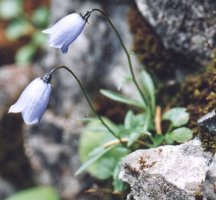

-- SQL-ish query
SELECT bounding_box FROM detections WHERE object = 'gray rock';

[119,138,213,200]
[197,110,216,134]
[0,65,34,118]
[0,65,35,189]
[203,154,216,200]
[135,0,216,62]
[0,177,15,199]
[25,114,81,197]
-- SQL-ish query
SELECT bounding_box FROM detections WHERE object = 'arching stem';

[84,8,147,106]
[48,65,123,143]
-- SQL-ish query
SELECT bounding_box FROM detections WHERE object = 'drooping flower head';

[42,11,91,53]
[8,73,52,125]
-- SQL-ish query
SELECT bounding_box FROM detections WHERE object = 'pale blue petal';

[22,80,51,125]
[8,78,43,113]
[8,103,24,113]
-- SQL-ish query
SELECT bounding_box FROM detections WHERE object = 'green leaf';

[124,111,134,129]
[150,135,164,147]
[78,146,128,180]
[78,118,129,180]
[113,161,128,192]
[123,112,152,142]
[142,109,151,131]
[124,111,145,130]
[170,127,193,143]
[88,146,107,158]
[116,128,150,140]
[75,145,115,176]
[127,132,141,147]
[0,0,22,20]
[5,18,32,40]
[165,133,174,144]
[84,117,119,134]
[139,71,155,113]
[32,7,49,28]
[32,31,47,47]
[5,186,59,200]
[15,44,37,65]
[100,89,145,109]
[162,107,189,127]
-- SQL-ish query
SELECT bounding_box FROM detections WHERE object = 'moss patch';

[179,59,216,152]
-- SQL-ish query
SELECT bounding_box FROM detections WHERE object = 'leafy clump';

[162,108,192,144]
[77,70,192,192]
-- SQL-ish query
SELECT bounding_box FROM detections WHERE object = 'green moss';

[194,188,203,200]
[179,59,216,152]
[128,4,174,81]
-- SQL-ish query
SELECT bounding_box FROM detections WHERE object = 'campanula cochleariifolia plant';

[9,8,193,192]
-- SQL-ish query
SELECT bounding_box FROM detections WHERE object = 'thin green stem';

[49,66,123,142]
[89,8,147,106]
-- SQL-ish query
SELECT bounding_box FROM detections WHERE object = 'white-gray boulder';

[119,138,213,200]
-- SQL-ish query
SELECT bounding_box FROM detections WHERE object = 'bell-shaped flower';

[42,12,86,53]
[8,76,52,125]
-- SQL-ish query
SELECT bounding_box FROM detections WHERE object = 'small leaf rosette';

[42,13,86,53]
[8,76,51,125]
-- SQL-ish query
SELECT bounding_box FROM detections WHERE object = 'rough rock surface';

[0,65,34,118]
[119,138,213,200]
[24,112,84,200]
[203,154,216,200]
[135,0,216,61]
[0,65,35,190]
[0,178,15,199]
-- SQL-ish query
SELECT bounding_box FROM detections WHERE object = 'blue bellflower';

[42,13,86,53]
[8,75,52,125]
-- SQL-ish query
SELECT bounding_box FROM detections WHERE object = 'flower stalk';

[86,8,147,106]
[49,66,123,143]
[42,8,148,105]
